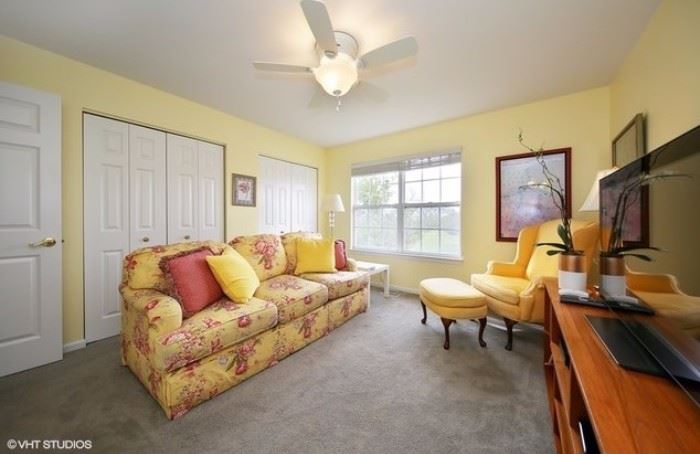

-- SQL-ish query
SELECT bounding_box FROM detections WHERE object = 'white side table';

[354,261,390,298]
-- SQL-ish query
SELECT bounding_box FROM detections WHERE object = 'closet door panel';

[198,141,223,241]
[167,134,198,243]
[291,164,317,233]
[258,156,277,234]
[129,125,166,250]
[274,159,291,234]
[84,114,129,341]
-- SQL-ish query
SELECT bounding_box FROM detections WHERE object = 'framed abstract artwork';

[496,148,571,242]
[612,113,645,167]
[232,173,256,207]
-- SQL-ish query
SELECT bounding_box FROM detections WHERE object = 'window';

[351,151,462,258]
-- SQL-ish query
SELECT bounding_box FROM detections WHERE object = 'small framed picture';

[232,173,256,207]
[612,113,645,167]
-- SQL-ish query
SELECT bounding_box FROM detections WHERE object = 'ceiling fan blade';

[253,62,311,73]
[359,36,418,69]
[353,82,390,104]
[300,0,337,56]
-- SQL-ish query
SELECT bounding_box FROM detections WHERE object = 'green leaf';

[546,250,564,256]
[614,246,661,253]
[536,242,568,250]
[620,253,652,262]
[557,224,569,245]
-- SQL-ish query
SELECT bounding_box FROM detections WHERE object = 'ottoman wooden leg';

[441,318,454,350]
[504,317,517,351]
[477,317,487,348]
[420,301,427,324]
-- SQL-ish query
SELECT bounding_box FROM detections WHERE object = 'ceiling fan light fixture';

[312,53,358,97]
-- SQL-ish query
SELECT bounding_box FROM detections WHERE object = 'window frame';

[350,152,463,260]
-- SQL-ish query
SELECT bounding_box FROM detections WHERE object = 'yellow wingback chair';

[627,269,700,339]
[471,219,599,350]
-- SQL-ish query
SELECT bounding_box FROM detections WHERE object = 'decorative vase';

[600,255,626,297]
[558,254,587,292]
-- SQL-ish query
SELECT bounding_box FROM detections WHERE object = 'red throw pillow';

[160,248,223,318]
[334,239,348,271]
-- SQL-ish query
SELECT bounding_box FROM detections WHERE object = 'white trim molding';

[63,339,86,353]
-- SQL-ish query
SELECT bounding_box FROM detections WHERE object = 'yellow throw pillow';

[294,238,336,275]
[206,246,260,303]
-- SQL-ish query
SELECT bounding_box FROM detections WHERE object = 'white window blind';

[351,150,462,258]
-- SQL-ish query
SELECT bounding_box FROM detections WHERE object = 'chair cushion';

[281,232,322,274]
[230,234,288,281]
[153,297,278,372]
[301,271,369,299]
[419,278,486,308]
[254,275,328,324]
[295,238,337,274]
[206,246,260,303]
[160,247,223,318]
[471,274,531,306]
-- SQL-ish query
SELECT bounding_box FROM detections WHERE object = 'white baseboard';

[63,339,86,353]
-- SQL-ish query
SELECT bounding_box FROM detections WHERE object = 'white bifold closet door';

[129,124,167,250]
[84,114,223,342]
[84,114,134,342]
[258,156,317,234]
[167,134,224,243]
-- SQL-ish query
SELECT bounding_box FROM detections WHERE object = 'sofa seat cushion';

[301,271,369,299]
[471,274,531,306]
[153,297,278,372]
[254,275,329,324]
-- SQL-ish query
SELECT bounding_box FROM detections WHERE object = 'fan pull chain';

[335,95,341,112]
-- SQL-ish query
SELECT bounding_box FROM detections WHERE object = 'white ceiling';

[0,0,659,146]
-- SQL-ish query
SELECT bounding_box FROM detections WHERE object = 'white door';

[259,156,317,235]
[0,82,62,376]
[129,124,166,250]
[167,134,199,242]
[83,114,129,342]
[291,164,318,232]
[197,141,224,241]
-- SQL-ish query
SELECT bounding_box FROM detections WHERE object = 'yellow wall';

[327,88,610,291]
[609,0,700,292]
[0,35,326,345]
[610,0,700,150]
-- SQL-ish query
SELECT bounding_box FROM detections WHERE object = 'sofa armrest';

[346,257,358,272]
[486,260,525,278]
[120,286,183,337]
[626,270,683,294]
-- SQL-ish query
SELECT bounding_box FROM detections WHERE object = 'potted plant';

[600,169,688,296]
[518,132,587,292]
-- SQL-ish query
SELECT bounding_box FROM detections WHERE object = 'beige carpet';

[0,289,552,453]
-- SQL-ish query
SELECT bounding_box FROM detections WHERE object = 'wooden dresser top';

[544,278,700,453]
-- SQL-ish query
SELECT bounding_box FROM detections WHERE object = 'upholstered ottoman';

[419,278,488,349]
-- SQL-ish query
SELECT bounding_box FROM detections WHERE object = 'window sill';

[349,249,464,263]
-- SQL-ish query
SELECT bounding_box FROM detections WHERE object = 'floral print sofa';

[120,233,369,419]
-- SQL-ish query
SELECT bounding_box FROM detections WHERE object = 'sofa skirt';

[122,286,369,419]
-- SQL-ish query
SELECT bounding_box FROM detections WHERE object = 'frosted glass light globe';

[312,53,358,96]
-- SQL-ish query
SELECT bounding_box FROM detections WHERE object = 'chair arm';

[346,257,358,272]
[120,286,183,337]
[626,270,683,294]
[518,276,548,323]
[486,261,525,277]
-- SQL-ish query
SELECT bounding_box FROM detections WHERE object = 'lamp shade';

[579,168,618,212]
[322,194,345,212]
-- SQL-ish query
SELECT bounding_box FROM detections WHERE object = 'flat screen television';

[598,123,700,406]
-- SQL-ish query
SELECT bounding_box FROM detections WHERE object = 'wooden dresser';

[543,278,700,453]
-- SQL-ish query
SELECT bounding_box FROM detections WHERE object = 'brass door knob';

[142,237,150,243]
[29,237,57,248]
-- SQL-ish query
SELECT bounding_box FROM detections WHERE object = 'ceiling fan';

[253,0,418,111]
